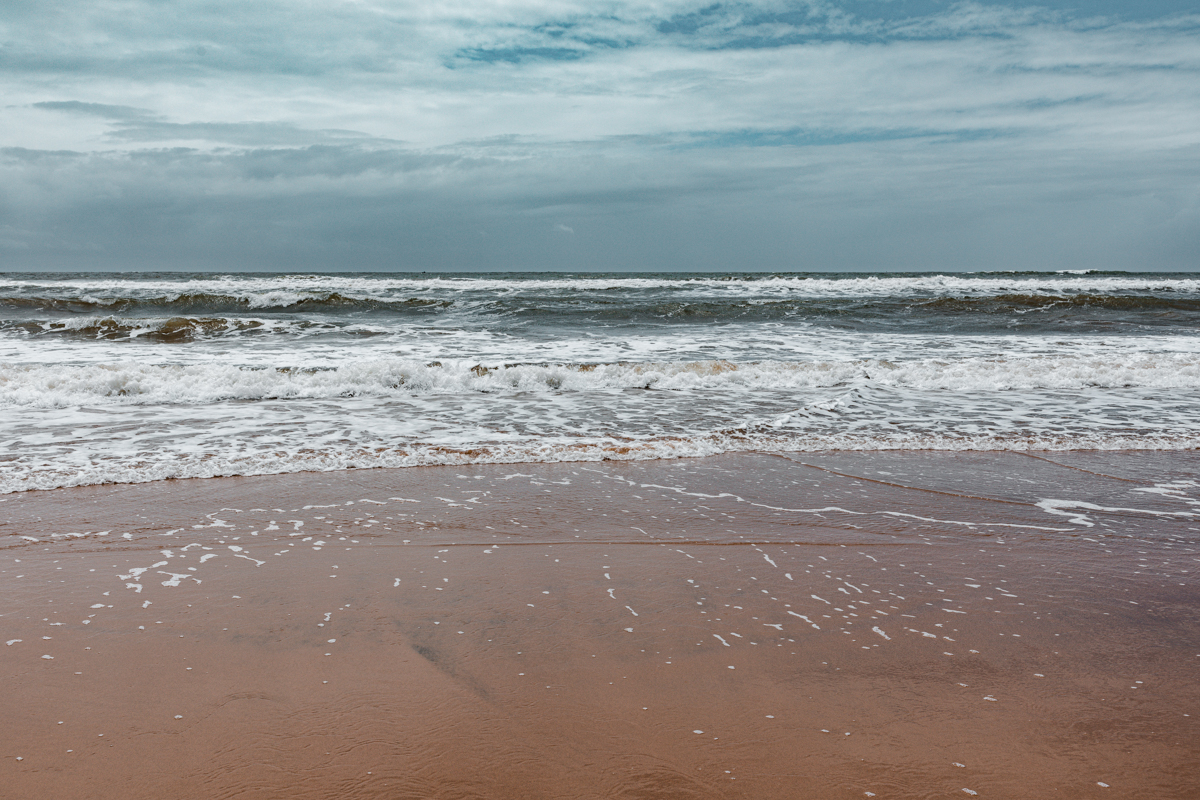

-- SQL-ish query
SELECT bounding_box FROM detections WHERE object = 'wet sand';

[2,451,1198,799]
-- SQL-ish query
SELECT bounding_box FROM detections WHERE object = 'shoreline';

[5,444,1199,498]
[2,451,1198,798]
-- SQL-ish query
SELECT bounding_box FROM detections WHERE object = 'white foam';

[5,273,1200,302]
[4,354,1200,408]
[1036,498,1197,526]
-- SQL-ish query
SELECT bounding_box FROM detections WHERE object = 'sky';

[1,0,1198,272]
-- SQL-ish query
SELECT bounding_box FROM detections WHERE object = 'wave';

[3,273,1200,306]
[4,316,299,342]
[0,292,453,314]
[5,293,1200,341]
[4,356,1199,407]
[919,294,1200,312]
[3,428,1196,495]
[0,315,406,342]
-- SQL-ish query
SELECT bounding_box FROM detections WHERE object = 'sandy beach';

[2,451,1198,799]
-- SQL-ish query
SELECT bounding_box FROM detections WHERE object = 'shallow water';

[2,453,1197,798]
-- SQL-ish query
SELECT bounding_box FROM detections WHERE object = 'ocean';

[2,270,1198,494]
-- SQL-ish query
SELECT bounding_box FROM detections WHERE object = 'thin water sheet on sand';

[1,452,1198,799]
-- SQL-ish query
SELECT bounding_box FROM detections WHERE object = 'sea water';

[2,270,1198,493]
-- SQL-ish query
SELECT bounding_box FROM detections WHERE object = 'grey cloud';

[31,100,387,146]
[2,132,1197,272]
[107,121,381,146]
[457,47,590,64]
[0,146,86,162]
[32,100,155,120]
[212,145,472,182]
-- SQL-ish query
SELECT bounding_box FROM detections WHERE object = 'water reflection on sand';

[1,451,1197,799]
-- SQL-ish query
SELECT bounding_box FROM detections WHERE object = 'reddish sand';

[1,452,1198,799]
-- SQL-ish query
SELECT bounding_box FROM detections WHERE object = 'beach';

[5,0,1200,789]
[4,451,1197,798]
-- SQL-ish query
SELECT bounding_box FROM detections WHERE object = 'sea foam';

[3,355,1199,407]
[3,271,1198,494]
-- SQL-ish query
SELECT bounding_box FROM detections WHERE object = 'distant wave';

[3,273,1199,305]
[4,356,1199,407]
[4,292,1200,342]
[918,293,1200,312]
[0,292,453,314]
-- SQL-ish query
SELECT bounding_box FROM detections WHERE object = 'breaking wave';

[3,427,1196,495]
[0,292,452,314]
[3,272,1199,306]
[4,356,1200,407]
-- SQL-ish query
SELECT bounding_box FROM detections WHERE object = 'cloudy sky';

[2,0,1198,272]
